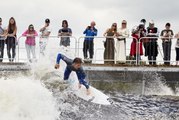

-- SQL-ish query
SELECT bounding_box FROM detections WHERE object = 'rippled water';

[40,70,179,120]
[0,67,179,120]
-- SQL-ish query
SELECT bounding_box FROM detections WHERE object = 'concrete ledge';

[83,64,179,72]
[0,62,31,71]
[83,64,179,82]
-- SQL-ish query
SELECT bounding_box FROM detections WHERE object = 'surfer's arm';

[56,53,73,65]
[76,68,89,89]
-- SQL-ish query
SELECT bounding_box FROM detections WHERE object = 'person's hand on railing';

[7,34,15,37]
[25,34,35,37]
[55,64,60,69]
[175,33,179,38]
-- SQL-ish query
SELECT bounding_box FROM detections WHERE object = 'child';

[55,53,90,95]
[22,24,38,62]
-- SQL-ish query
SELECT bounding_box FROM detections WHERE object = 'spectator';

[39,18,51,56]
[175,33,179,65]
[130,26,143,64]
[139,19,147,56]
[22,24,38,63]
[103,23,117,64]
[146,20,159,65]
[116,20,129,64]
[140,19,146,28]
[6,17,17,62]
[160,23,174,65]
[58,20,72,47]
[83,21,97,63]
[0,17,6,62]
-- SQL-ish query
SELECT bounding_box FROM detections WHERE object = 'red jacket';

[130,34,143,56]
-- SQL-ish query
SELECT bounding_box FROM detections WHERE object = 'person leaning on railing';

[6,17,17,62]
[39,18,51,56]
[175,33,179,66]
[0,17,6,62]
[146,20,159,65]
[139,19,147,57]
[130,26,143,64]
[58,20,72,48]
[160,23,174,65]
[116,20,129,64]
[103,23,117,64]
[22,24,38,63]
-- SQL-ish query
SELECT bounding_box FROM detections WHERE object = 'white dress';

[116,28,129,63]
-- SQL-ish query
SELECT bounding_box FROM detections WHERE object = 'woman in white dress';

[116,20,129,64]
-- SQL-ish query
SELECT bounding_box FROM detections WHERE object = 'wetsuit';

[56,53,89,89]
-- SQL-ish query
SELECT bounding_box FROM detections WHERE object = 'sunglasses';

[112,25,117,27]
[29,26,34,29]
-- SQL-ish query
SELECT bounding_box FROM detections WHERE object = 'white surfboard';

[58,47,112,105]
[67,72,112,105]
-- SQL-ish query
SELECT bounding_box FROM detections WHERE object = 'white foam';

[0,77,59,120]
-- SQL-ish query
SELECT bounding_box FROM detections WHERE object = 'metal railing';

[0,35,178,66]
[77,36,141,64]
[138,36,176,65]
[17,35,78,62]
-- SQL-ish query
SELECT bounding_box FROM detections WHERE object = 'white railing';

[17,35,78,62]
[0,35,178,66]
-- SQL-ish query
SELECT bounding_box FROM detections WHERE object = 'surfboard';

[67,72,112,105]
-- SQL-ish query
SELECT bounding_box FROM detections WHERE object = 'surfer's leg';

[63,67,72,81]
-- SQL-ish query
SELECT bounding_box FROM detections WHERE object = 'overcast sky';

[1,0,179,36]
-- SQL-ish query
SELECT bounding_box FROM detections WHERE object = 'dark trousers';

[6,37,16,62]
[176,48,179,61]
[148,56,156,65]
[0,40,5,62]
[162,42,171,65]
[83,40,94,59]
[143,42,148,56]
[147,41,158,65]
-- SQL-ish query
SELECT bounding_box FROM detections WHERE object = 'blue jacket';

[83,27,97,41]
[56,53,86,80]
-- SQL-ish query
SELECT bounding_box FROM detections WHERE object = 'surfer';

[55,53,90,95]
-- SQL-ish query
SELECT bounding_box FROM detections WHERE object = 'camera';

[139,24,144,29]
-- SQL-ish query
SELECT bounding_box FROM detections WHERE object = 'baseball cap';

[140,19,146,23]
[45,18,50,23]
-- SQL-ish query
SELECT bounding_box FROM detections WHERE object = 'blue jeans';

[64,67,89,89]
[162,42,171,65]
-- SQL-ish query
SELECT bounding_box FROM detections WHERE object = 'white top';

[0,25,6,35]
[175,39,179,48]
[117,28,129,38]
[40,26,51,37]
